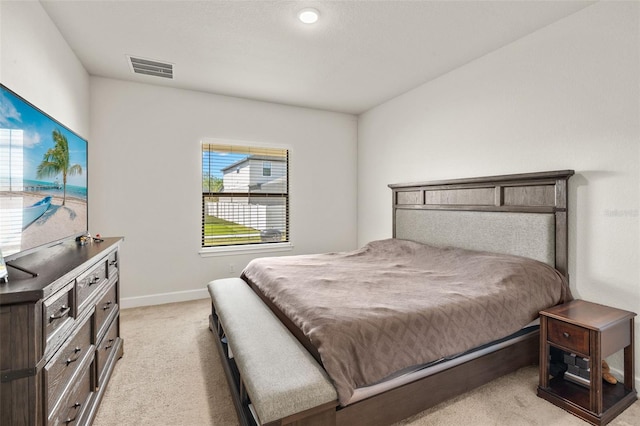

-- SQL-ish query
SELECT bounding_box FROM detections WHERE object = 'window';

[202,143,289,248]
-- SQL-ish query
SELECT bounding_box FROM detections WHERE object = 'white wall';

[358,1,639,383]
[0,1,90,138]
[90,78,358,306]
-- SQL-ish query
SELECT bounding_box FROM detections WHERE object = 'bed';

[209,169,574,426]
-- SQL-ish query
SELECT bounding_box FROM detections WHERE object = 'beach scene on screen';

[0,87,87,256]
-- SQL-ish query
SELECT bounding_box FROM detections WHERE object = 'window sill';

[199,242,294,257]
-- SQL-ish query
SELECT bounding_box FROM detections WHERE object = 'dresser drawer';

[96,317,119,386]
[94,279,118,342]
[48,361,94,426]
[76,259,107,309]
[45,314,94,416]
[547,318,590,355]
[107,249,118,279]
[44,282,75,354]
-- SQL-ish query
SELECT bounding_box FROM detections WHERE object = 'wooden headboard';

[389,170,574,277]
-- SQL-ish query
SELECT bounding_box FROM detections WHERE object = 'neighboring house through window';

[202,143,289,248]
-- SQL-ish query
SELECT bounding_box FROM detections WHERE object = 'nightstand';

[538,300,637,425]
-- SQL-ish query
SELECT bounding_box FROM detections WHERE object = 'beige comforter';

[242,239,571,405]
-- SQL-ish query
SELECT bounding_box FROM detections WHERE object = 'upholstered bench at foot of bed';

[208,278,338,425]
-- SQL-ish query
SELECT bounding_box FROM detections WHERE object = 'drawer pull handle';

[103,301,113,310]
[65,402,82,424]
[105,338,115,350]
[88,275,100,285]
[109,260,118,267]
[563,332,570,338]
[66,348,82,366]
[50,305,71,321]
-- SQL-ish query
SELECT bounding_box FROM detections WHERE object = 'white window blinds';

[202,143,289,247]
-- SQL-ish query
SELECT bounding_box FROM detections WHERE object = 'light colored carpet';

[93,299,640,426]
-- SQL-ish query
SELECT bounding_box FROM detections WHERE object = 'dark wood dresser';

[0,237,124,425]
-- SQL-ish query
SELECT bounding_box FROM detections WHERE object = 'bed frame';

[211,169,574,426]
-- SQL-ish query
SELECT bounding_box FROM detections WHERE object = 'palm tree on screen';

[36,129,83,206]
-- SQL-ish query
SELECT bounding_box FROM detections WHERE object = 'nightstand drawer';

[547,318,589,355]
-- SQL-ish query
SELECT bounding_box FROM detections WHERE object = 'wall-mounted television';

[0,84,88,265]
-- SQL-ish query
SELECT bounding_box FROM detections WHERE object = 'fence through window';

[202,143,289,247]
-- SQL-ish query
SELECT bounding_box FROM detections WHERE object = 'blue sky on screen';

[0,86,87,188]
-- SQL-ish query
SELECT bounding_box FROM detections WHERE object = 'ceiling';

[40,0,595,115]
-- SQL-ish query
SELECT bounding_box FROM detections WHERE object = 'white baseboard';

[120,288,209,309]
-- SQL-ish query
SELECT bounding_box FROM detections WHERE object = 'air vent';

[127,55,173,79]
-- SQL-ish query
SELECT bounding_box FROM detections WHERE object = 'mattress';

[242,238,570,405]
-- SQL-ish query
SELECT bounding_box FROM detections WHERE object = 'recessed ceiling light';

[298,8,319,24]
